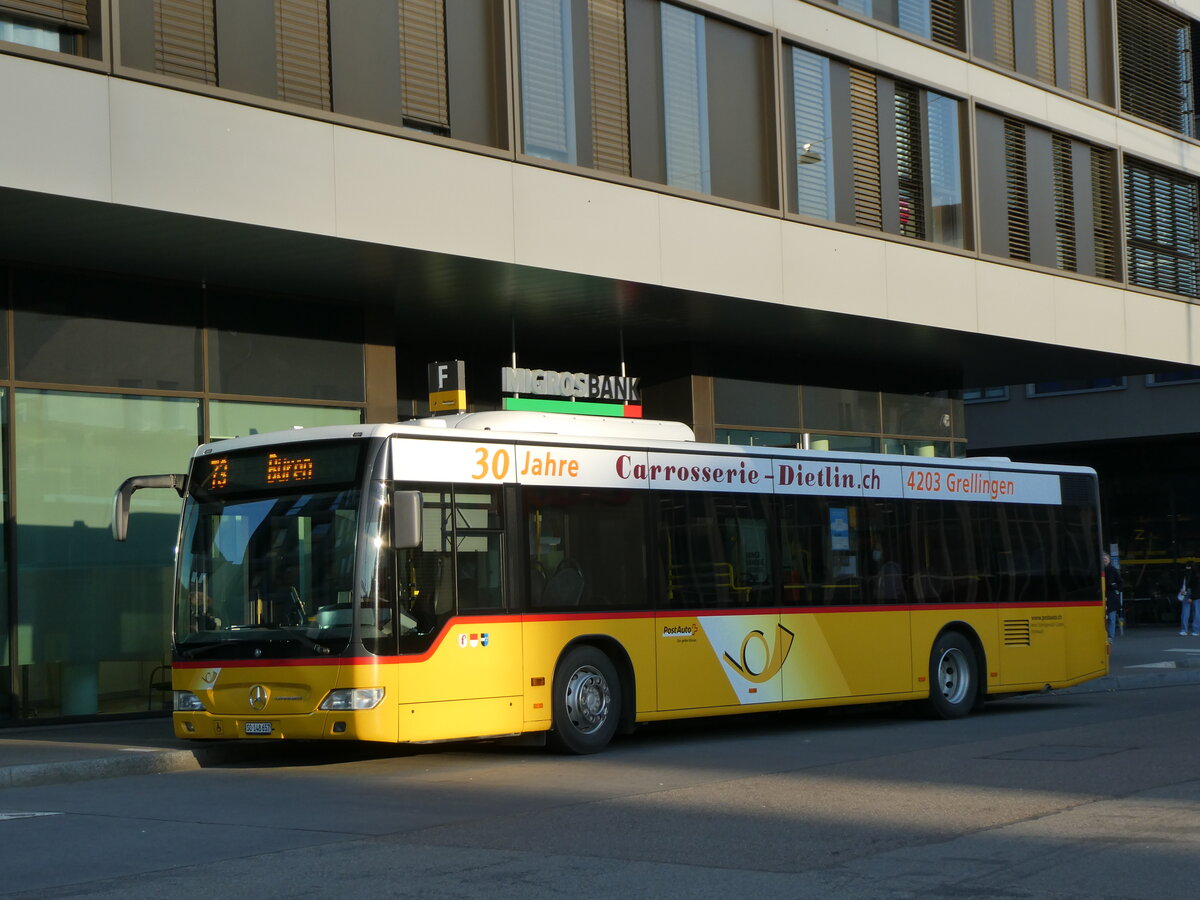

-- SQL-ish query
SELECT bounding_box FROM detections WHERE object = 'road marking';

[0,812,62,821]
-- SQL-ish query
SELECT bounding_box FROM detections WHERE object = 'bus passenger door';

[777,498,912,702]
[655,493,783,711]
[394,485,524,742]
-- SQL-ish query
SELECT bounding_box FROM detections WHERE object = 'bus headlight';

[174,691,206,712]
[319,688,385,711]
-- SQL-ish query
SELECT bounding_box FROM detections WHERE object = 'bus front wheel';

[925,632,977,719]
[549,645,621,754]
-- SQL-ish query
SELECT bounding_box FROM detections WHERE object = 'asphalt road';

[1,679,1198,899]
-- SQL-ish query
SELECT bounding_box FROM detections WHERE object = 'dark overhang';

[0,186,1171,393]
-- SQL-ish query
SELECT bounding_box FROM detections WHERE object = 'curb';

[0,749,202,790]
[1057,668,1200,695]
[0,740,280,791]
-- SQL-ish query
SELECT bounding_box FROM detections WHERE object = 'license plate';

[244,722,272,735]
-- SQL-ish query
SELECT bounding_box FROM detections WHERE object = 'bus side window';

[524,486,647,610]
[455,487,504,612]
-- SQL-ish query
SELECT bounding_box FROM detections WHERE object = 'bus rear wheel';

[549,645,621,754]
[925,632,977,719]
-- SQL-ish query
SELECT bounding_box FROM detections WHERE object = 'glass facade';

[209,401,361,441]
[0,387,8,716]
[712,379,964,457]
[0,269,368,721]
[15,392,198,717]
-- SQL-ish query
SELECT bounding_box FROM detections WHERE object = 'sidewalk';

[1,626,1198,791]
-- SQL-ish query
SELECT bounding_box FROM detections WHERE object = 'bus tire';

[924,631,977,719]
[548,645,621,754]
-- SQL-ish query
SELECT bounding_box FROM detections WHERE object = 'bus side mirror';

[392,491,422,549]
[112,474,186,542]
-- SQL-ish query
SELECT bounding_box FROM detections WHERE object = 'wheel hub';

[565,665,610,734]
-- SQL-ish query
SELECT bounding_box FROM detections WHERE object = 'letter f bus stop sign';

[428,360,467,414]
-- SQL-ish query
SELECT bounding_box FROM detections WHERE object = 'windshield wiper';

[180,626,331,658]
[248,625,332,656]
[179,641,237,660]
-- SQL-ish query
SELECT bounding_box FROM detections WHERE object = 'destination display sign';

[391,439,1063,505]
[193,441,364,497]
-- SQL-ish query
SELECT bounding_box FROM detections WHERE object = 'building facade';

[3,0,1200,720]
[965,372,1200,625]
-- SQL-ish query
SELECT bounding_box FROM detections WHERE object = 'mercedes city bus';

[113,410,1107,753]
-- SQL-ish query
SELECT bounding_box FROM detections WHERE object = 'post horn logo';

[249,685,268,711]
[724,624,795,683]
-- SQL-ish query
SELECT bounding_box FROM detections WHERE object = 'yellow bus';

[113,410,1107,753]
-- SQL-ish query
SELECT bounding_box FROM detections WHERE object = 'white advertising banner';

[392,438,1064,505]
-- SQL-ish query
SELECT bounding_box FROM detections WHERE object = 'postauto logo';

[661,623,699,637]
[723,624,795,684]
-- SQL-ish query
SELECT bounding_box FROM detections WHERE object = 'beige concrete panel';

[1124,291,1192,364]
[781,223,887,318]
[334,128,515,263]
[709,0,774,28]
[1178,141,1200,176]
[967,66,1049,123]
[1114,120,1194,173]
[883,242,977,332]
[512,167,661,282]
[1192,305,1200,364]
[0,54,111,200]
[1043,94,1119,147]
[109,80,336,233]
[1052,276,1125,355]
[772,0,879,63]
[975,262,1056,343]
[875,32,970,95]
[658,196,783,302]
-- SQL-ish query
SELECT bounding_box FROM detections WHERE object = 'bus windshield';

[174,440,373,659]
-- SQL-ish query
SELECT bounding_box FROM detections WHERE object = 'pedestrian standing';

[1103,553,1122,641]
[1178,562,1200,636]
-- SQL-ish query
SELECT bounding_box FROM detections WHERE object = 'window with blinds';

[835,0,964,51]
[0,0,86,29]
[926,89,963,248]
[115,1,504,147]
[1125,159,1200,298]
[1003,119,1031,262]
[895,83,925,241]
[971,0,1103,102]
[517,0,631,174]
[1052,134,1077,271]
[153,0,216,84]
[786,45,962,246]
[1091,148,1117,281]
[518,0,576,163]
[791,46,835,220]
[983,111,1116,279]
[588,0,630,176]
[661,3,710,194]
[276,0,330,110]
[849,66,883,230]
[0,0,89,54]
[1117,0,1196,137]
[399,0,448,134]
